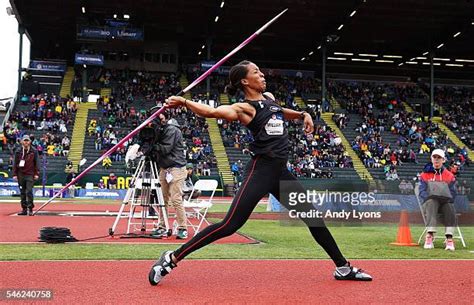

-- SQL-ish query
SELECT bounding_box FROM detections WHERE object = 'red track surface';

[0,260,472,304]
[0,204,254,244]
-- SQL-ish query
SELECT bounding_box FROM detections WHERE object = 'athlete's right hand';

[165,96,186,108]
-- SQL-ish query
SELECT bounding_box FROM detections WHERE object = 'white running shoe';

[334,262,373,281]
[444,239,455,251]
[424,234,434,249]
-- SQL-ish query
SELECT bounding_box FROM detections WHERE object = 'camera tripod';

[109,156,171,238]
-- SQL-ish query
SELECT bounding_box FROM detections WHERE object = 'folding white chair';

[182,179,218,235]
[415,183,466,247]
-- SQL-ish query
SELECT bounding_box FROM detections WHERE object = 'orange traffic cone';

[390,210,418,246]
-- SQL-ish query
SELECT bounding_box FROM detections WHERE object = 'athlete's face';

[241,63,266,92]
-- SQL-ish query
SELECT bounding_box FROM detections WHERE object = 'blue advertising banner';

[114,28,143,40]
[201,61,216,69]
[77,189,127,199]
[75,53,104,66]
[77,26,143,41]
[198,64,230,75]
[77,26,111,39]
[29,60,66,72]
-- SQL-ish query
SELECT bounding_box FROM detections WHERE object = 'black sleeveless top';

[245,96,288,159]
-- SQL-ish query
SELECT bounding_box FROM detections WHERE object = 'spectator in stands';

[419,142,430,154]
[231,162,240,176]
[20,94,29,104]
[202,161,211,176]
[46,142,55,156]
[98,179,106,189]
[0,132,7,151]
[398,179,413,194]
[62,136,70,157]
[419,149,457,250]
[386,167,399,181]
[95,135,102,150]
[102,156,112,169]
[59,120,67,133]
[448,161,460,177]
[37,119,46,131]
[333,113,348,129]
[457,180,471,195]
[13,135,39,216]
[88,119,97,136]
[408,148,418,164]
[108,173,118,189]
[64,161,75,184]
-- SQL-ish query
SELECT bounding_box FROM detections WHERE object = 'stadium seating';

[1,92,76,179]
[329,79,474,182]
[80,72,219,176]
[436,85,474,149]
[4,67,473,189]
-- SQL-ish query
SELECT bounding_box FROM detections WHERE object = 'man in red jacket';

[13,135,39,216]
[418,149,457,250]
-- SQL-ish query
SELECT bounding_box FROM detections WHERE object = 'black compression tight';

[173,155,347,267]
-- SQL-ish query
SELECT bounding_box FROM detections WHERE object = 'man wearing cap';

[153,113,188,239]
[13,135,39,216]
[108,173,118,189]
[418,149,457,250]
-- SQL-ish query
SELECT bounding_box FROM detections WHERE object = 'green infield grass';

[0,219,472,261]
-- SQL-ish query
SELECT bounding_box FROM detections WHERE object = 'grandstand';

[3,72,474,192]
[1,2,474,303]
[0,0,471,196]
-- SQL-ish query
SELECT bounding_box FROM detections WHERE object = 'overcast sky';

[0,2,30,99]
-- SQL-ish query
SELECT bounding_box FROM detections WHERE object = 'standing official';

[154,114,188,239]
[13,135,39,216]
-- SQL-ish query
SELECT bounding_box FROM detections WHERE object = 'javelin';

[33,8,288,215]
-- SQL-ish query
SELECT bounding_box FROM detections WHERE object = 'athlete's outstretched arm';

[166,95,239,122]
[282,107,314,134]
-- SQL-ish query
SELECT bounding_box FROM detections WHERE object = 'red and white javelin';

[33,8,288,214]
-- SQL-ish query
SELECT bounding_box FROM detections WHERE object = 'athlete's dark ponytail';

[225,83,238,96]
[225,60,252,96]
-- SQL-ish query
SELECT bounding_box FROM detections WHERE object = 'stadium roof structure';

[9,0,474,74]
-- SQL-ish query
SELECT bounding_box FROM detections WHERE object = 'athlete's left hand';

[303,113,314,134]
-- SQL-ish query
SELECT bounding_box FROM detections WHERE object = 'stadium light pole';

[429,52,434,118]
[17,24,24,99]
[321,43,327,109]
[206,37,212,105]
